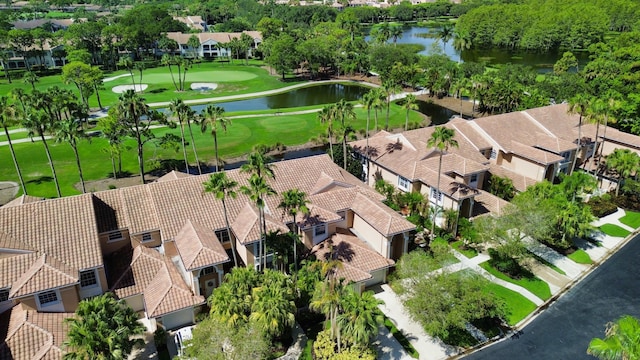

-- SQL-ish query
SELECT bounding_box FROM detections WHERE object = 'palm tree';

[203,172,240,267]
[23,110,61,197]
[318,105,335,161]
[278,189,310,273]
[249,280,296,339]
[161,54,179,91]
[568,95,592,172]
[117,89,151,184]
[390,24,403,46]
[240,174,276,271]
[382,82,401,130]
[361,91,375,151]
[452,78,472,118]
[587,315,640,360]
[452,29,472,54]
[310,259,344,351]
[170,98,191,172]
[587,99,607,174]
[438,24,454,52]
[23,70,38,91]
[0,96,27,195]
[185,107,202,175]
[605,149,640,195]
[118,56,136,88]
[334,99,356,169]
[201,105,230,172]
[64,293,145,359]
[372,87,385,131]
[55,118,88,193]
[337,289,383,347]
[403,94,418,131]
[427,127,458,240]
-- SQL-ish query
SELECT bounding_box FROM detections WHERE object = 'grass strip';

[480,262,551,300]
[599,223,631,237]
[384,318,420,359]
[620,211,640,229]
[483,283,537,326]
[567,249,592,264]
[529,253,566,275]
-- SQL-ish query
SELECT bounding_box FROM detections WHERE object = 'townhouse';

[0,155,414,358]
[164,31,262,60]
[350,103,640,218]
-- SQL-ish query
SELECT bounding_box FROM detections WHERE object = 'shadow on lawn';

[26,176,53,185]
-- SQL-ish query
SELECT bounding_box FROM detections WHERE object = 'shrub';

[586,194,618,217]
[488,248,522,278]
[154,327,167,349]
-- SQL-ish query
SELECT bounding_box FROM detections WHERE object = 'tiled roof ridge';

[353,193,393,235]
[522,110,556,137]
[468,121,502,152]
[9,254,79,298]
[109,246,146,292]
[449,122,481,151]
[6,306,58,356]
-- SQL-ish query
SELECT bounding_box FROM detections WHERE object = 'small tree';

[588,315,640,360]
[63,293,145,359]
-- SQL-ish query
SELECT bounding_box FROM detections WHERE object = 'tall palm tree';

[318,105,335,161]
[427,127,458,240]
[452,78,472,118]
[23,70,38,91]
[249,280,296,339]
[334,99,356,170]
[605,149,640,195]
[403,94,418,131]
[161,54,179,91]
[390,24,403,46]
[64,293,145,359]
[337,289,383,347]
[438,24,454,52]
[372,87,385,131]
[361,91,375,151]
[240,174,276,271]
[118,56,136,88]
[170,98,190,172]
[55,118,88,193]
[587,98,607,174]
[278,189,309,273]
[201,105,230,172]
[184,107,202,175]
[382,82,401,130]
[203,172,240,267]
[311,259,344,351]
[23,110,61,197]
[0,96,27,195]
[117,89,151,184]
[568,94,592,172]
[587,315,640,360]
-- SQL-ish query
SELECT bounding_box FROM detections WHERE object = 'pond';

[186,84,370,113]
[365,25,589,73]
[415,100,458,125]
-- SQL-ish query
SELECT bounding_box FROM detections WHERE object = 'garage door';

[161,309,194,331]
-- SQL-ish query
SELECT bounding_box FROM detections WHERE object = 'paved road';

[464,233,640,360]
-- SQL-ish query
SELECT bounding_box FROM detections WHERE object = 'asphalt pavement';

[464,233,640,360]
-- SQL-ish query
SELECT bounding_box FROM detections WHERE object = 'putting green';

[140,70,257,84]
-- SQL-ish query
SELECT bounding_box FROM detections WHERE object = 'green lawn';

[451,240,478,258]
[567,249,592,264]
[599,223,631,238]
[0,61,303,107]
[620,211,640,229]
[483,283,537,326]
[530,253,566,275]
[384,318,419,359]
[0,103,424,198]
[480,262,551,300]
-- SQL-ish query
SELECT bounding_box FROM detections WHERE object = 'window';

[314,224,327,237]
[561,151,571,162]
[470,174,478,182]
[141,233,153,243]
[0,288,8,302]
[80,270,98,288]
[398,176,410,191]
[200,266,215,276]
[38,290,59,305]
[430,188,442,202]
[490,149,497,159]
[215,229,231,244]
[337,211,346,220]
[107,231,123,243]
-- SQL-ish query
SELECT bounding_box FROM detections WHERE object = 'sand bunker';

[112,84,148,93]
[191,82,218,91]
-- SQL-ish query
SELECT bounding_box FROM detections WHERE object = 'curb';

[453,226,640,359]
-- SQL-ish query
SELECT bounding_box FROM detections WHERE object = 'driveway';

[464,234,640,360]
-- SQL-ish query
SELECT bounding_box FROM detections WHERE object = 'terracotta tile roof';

[448,118,492,150]
[0,253,38,289]
[0,194,103,271]
[509,140,564,165]
[92,191,128,234]
[3,195,44,207]
[0,304,71,360]
[421,153,488,177]
[156,170,192,183]
[298,205,342,228]
[311,230,394,284]
[413,166,479,201]
[0,231,34,252]
[533,132,576,153]
[110,246,204,318]
[350,193,415,236]
[488,164,538,193]
[310,172,354,195]
[174,220,230,271]
[600,127,640,150]
[231,203,261,245]
[9,254,78,298]
[119,186,160,235]
[471,190,509,218]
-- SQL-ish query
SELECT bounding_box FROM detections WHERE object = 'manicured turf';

[480,262,551,300]
[530,253,566,275]
[384,318,420,359]
[620,211,640,229]
[451,240,478,258]
[567,249,593,264]
[0,104,424,198]
[483,283,537,326]
[599,223,631,237]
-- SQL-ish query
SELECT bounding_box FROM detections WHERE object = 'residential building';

[0,155,414,358]
[164,31,262,59]
[172,15,208,32]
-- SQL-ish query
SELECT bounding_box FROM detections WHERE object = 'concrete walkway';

[374,324,413,360]
[523,238,587,279]
[374,284,459,360]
